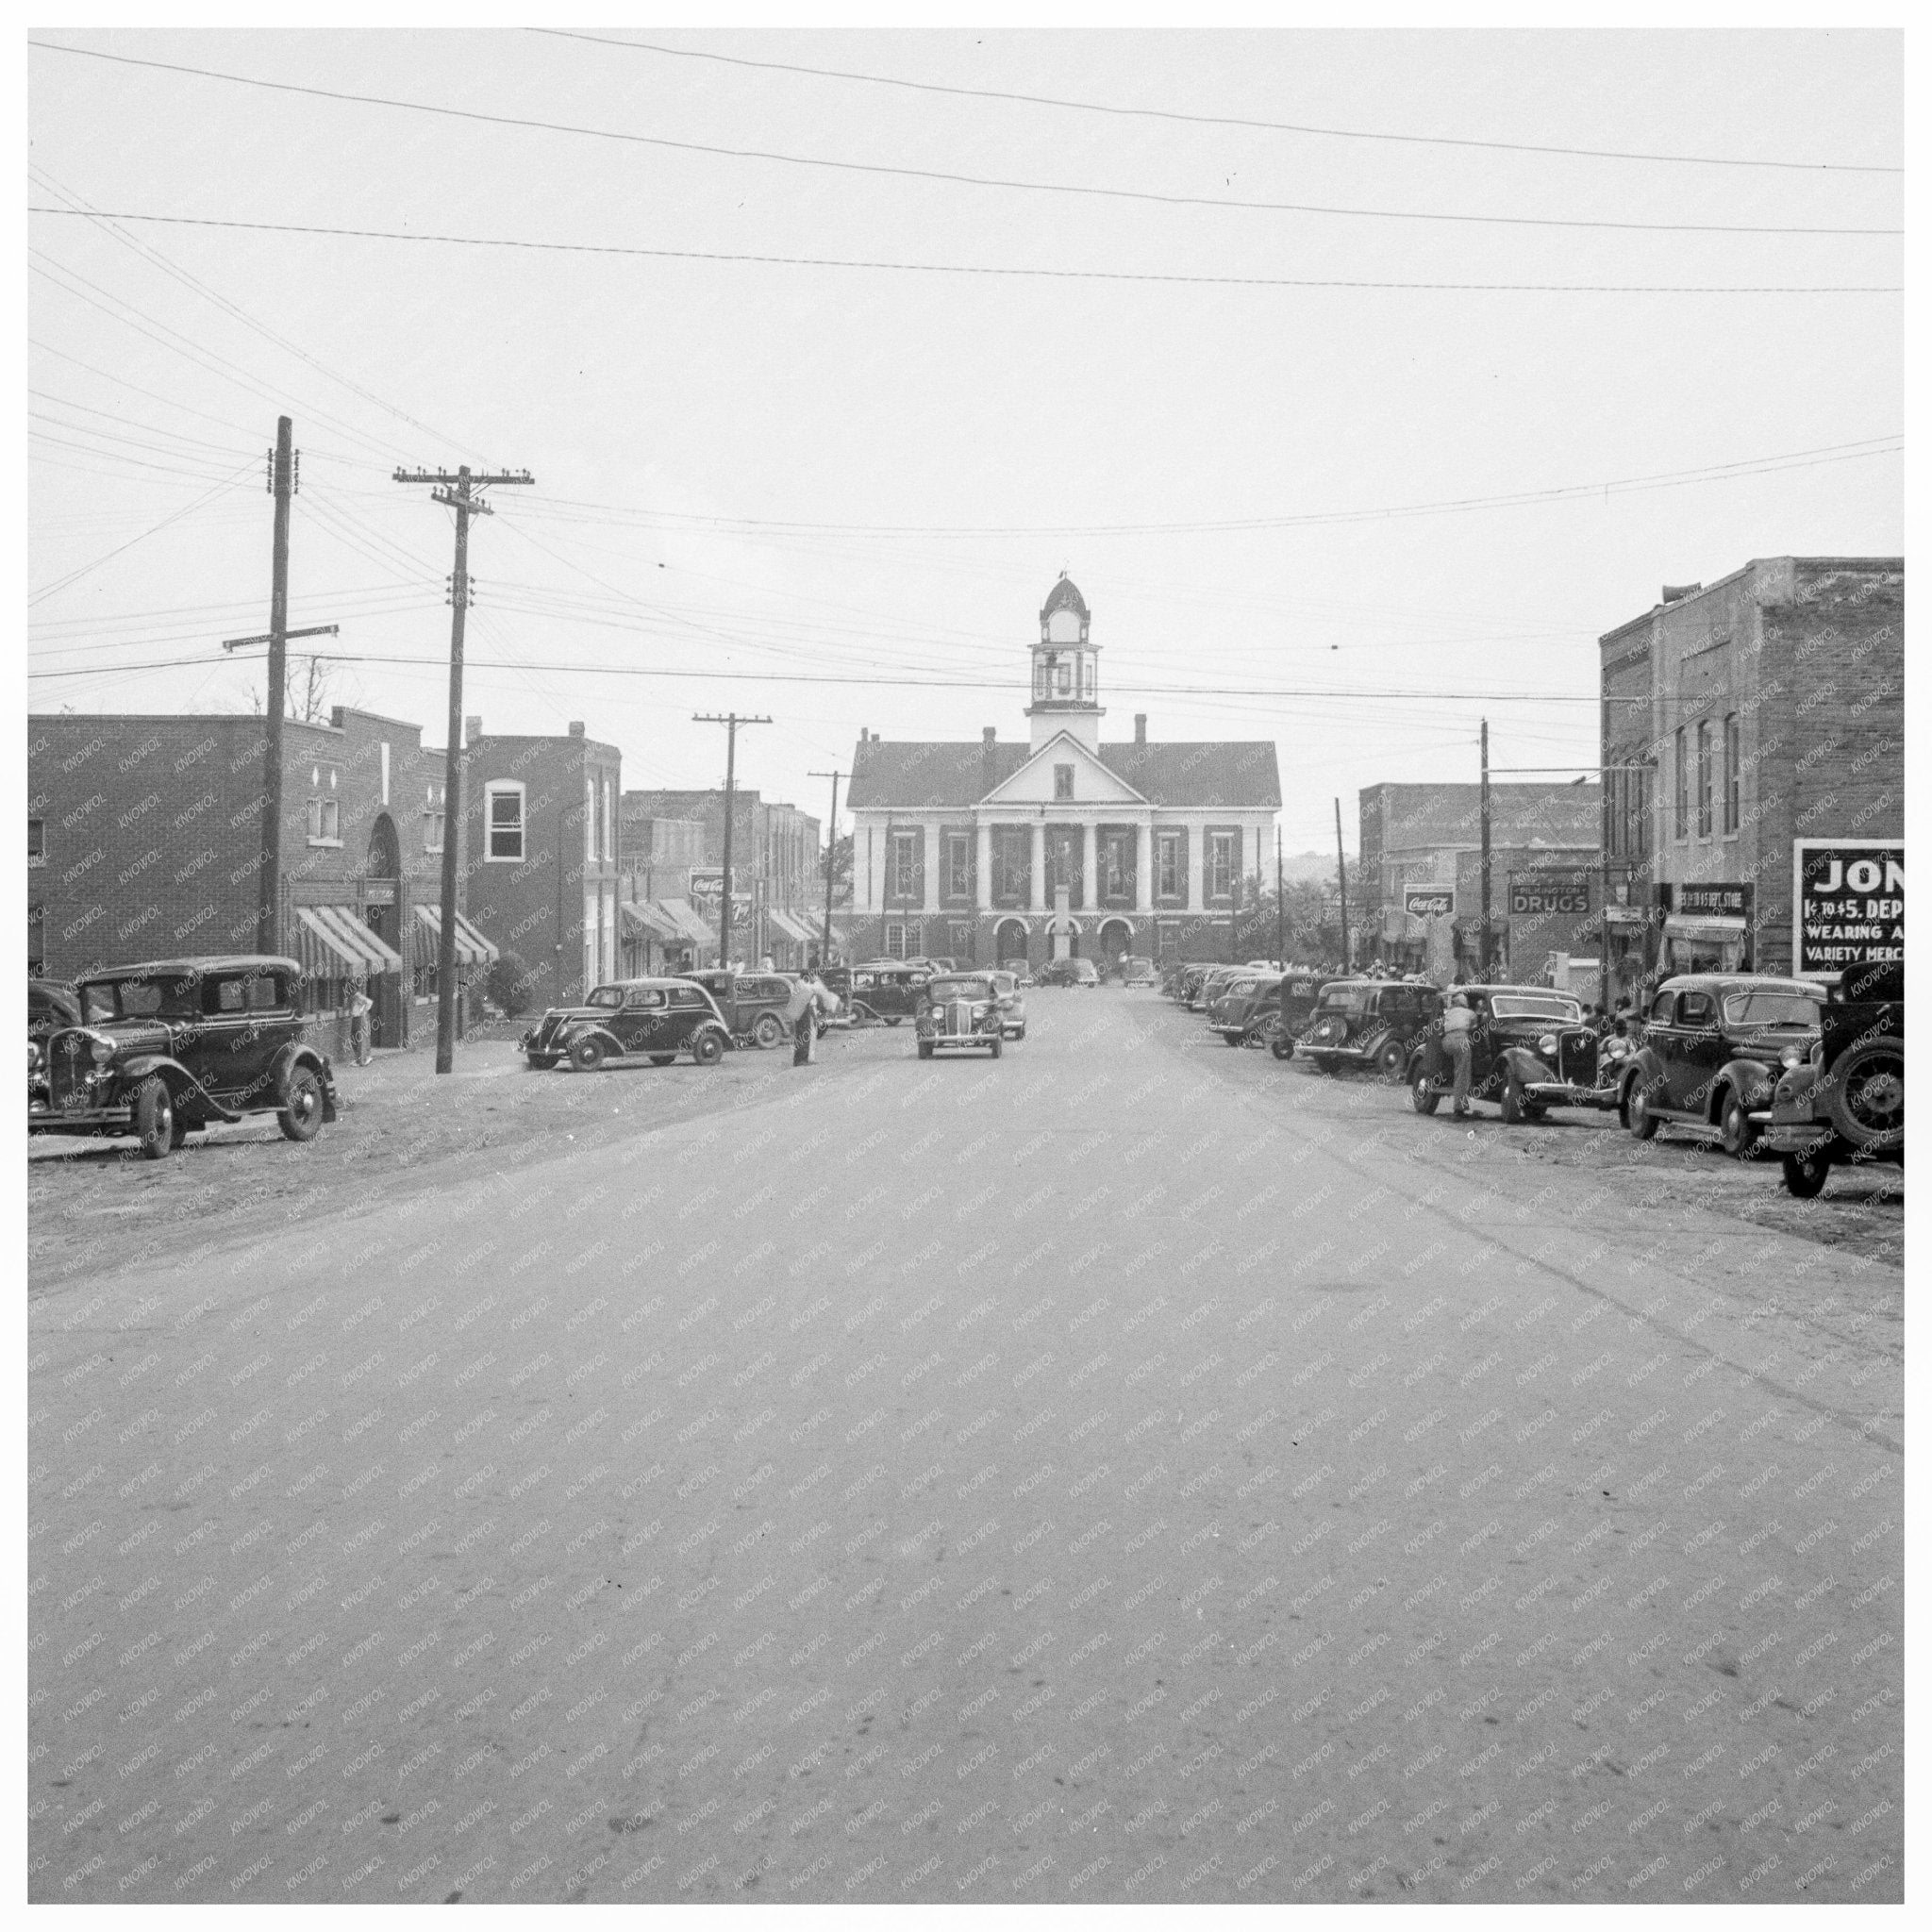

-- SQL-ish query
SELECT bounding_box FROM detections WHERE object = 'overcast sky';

[27,27,1901,855]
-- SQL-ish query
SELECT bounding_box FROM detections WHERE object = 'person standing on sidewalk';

[1441,990,1476,1116]
[788,968,838,1066]
[348,977,374,1068]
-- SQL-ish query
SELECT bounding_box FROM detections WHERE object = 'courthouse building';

[846,575,1280,969]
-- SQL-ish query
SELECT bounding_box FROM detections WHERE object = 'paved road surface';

[29,990,1903,1903]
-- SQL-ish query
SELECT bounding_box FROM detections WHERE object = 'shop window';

[1695,721,1713,839]
[1722,714,1740,835]
[1054,764,1074,801]
[1673,728,1688,841]
[485,781,525,861]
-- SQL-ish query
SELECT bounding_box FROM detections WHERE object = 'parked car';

[1039,958,1100,988]
[1118,956,1159,988]
[1270,970,1330,1060]
[915,972,1006,1059]
[679,969,796,1049]
[29,977,81,1050]
[905,956,958,974]
[28,956,337,1159]
[830,961,934,1025]
[1623,974,1827,1157]
[1407,984,1620,1122]
[1208,973,1280,1045]
[521,977,731,1070]
[1301,977,1443,1076]
[1765,961,1904,1195]
[988,969,1028,1041]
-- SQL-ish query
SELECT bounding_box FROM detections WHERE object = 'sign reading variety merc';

[1507,869,1591,917]
[1793,841,1904,976]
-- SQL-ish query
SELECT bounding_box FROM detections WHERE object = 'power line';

[28,459,259,607]
[535,30,1903,177]
[25,42,1900,237]
[25,208,1903,297]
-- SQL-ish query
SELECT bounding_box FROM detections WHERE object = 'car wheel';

[169,1113,192,1151]
[1781,1148,1830,1198]
[649,1054,676,1068]
[277,1065,325,1143]
[525,1053,558,1071]
[917,1040,934,1060]
[1826,1037,1905,1152]
[1015,1027,1026,1042]
[133,1074,175,1160]
[571,1037,607,1073]
[1626,1079,1659,1141]
[751,1013,786,1051]
[1719,1090,1758,1159]
[1375,1037,1407,1080]
[1499,1074,1525,1125]
[1271,1038,1294,1061]
[1223,1030,1242,1047]
[1320,1057,1343,1077]
[990,1035,1003,1059]
[691,1031,725,1066]
[1411,1070,1440,1116]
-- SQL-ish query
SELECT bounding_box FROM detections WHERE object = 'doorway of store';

[365,813,405,1047]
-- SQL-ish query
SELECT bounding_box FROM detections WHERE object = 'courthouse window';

[946,833,973,899]
[1158,831,1184,899]
[1054,765,1074,801]
[1207,831,1237,900]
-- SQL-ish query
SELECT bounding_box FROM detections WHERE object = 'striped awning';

[657,898,717,947]
[413,903,500,968]
[767,908,818,944]
[621,900,685,943]
[294,904,404,978]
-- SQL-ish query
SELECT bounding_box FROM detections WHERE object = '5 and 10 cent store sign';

[1794,841,1904,976]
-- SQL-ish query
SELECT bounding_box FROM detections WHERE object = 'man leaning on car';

[1441,991,1476,1117]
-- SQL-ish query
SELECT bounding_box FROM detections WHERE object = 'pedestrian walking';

[348,978,374,1067]
[787,968,838,1065]
[1442,990,1476,1116]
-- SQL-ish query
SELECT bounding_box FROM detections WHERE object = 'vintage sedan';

[1038,957,1100,989]
[29,956,337,1159]
[1208,972,1280,1046]
[1764,962,1903,1195]
[1301,977,1443,1077]
[1623,974,1826,1157]
[1118,956,1159,988]
[988,969,1028,1041]
[832,961,933,1026]
[915,973,1006,1059]
[1407,985,1619,1123]
[1269,970,1330,1061]
[522,978,731,1070]
[679,969,796,1049]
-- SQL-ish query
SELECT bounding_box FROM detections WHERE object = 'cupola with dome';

[1027,573,1104,752]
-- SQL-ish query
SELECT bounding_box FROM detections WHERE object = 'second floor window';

[423,780,445,856]
[1157,830,1184,899]
[1695,721,1713,839]
[1054,764,1074,801]
[1674,728,1689,841]
[891,830,922,903]
[991,827,1029,902]
[1101,830,1132,899]
[1207,831,1237,901]
[486,781,525,861]
[1723,714,1740,834]
[307,763,341,844]
[946,832,973,899]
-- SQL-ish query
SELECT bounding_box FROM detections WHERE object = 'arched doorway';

[994,918,1030,970]
[1046,915,1082,962]
[1098,918,1134,968]
[364,813,404,1047]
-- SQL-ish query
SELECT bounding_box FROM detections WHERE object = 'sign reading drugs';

[1404,886,1453,919]
[1507,868,1591,917]
[1793,841,1904,975]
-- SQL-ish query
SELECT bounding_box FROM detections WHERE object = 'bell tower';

[1026,573,1104,753]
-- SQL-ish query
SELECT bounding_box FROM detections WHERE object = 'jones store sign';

[1793,841,1904,975]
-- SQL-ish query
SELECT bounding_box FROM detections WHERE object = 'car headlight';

[28,1041,42,1073]
[1780,1045,1803,1068]
[90,1037,114,1066]
[1538,1034,1558,1058]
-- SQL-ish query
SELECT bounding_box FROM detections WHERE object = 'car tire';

[1374,1037,1407,1080]
[571,1037,607,1073]
[133,1074,175,1160]
[1224,1031,1243,1047]
[1826,1037,1905,1152]
[691,1031,725,1067]
[1719,1089,1759,1159]
[1411,1070,1440,1116]
[751,1013,786,1051]
[991,1036,1003,1059]
[525,1053,558,1071]
[1781,1148,1831,1198]
[649,1054,676,1068]
[1499,1074,1526,1125]
[1626,1079,1659,1141]
[917,1040,934,1060]
[277,1065,325,1143]
[1271,1038,1294,1060]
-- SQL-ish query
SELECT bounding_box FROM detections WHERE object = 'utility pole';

[255,417,295,955]
[808,768,843,967]
[394,462,535,1073]
[693,714,770,969]
[1334,797,1350,974]
[1479,718,1492,979]
[1275,826,1285,967]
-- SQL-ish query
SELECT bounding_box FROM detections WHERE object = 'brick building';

[614,816,713,977]
[460,717,622,1011]
[1597,558,1904,1003]
[845,575,1281,970]
[26,706,493,1049]
[1357,780,1601,981]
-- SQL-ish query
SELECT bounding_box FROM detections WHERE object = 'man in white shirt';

[1441,991,1477,1117]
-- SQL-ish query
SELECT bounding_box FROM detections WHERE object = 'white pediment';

[978,732,1148,808]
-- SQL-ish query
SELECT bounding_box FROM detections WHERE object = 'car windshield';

[1489,994,1584,1023]
[585,986,625,1009]
[81,975,199,1022]
[1723,991,1822,1028]
[929,977,992,1002]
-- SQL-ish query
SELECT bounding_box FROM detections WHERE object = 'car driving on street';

[522,977,732,1070]
[1038,957,1100,988]
[915,972,1006,1058]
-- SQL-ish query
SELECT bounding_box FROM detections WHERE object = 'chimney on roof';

[464,715,482,745]
[1134,713,1147,747]
[1661,583,1702,604]
[568,720,585,738]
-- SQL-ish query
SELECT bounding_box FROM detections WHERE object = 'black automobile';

[915,972,1005,1059]
[522,977,731,1070]
[680,969,797,1050]
[1623,974,1826,1157]
[29,978,81,1051]
[1407,985,1620,1123]
[1765,961,1904,1196]
[1208,972,1280,1046]
[827,961,933,1026]
[1268,970,1329,1060]
[29,956,337,1159]
[1038,957,1100,989]
[1301,978,1443,1077]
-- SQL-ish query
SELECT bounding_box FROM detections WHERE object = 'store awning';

[413,903,500,968]
[768,908,818,944]
[294,904,404,979]
[621,900,685,943]
[1663,914,1748,944]
[657,898,716,947]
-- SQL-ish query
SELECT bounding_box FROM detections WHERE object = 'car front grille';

[948,1002,970,1034]
[49,1037,92,1110]
[1557,1031,1596,1085]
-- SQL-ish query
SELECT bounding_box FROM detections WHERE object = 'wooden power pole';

[393,462,535,1073]
[1334,797,1350,974]
[255,417,294,955]
[694,713,770,969]
[1479,718,1492,979]
[808,768,843,967]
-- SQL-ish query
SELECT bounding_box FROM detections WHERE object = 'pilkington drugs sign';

[1507,869,1591,917]
[1793,841,1904,975]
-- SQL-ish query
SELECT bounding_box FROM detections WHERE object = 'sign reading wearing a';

[1507,869,1591,918]
[1793,841,1904,976]
[1404,886,1454,919]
